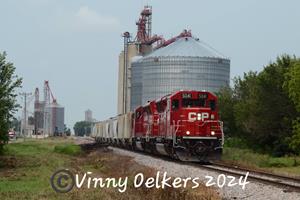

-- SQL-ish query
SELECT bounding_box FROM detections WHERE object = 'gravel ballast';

[111,147,300,200]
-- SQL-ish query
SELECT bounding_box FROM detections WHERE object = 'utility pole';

[122,32,130,114]
[20,92,32,141]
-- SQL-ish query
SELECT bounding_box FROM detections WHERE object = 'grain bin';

[130,36,230,110]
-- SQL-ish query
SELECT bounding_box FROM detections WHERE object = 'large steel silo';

[130,36,230,110]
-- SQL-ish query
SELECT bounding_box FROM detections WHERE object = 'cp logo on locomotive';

[188,112,209,121]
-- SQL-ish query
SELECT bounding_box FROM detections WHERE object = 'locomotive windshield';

[172,99,179,110]
[182,99,205,108]
[210,100,216,111]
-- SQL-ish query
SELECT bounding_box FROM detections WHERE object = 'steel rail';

[195,163,300,192]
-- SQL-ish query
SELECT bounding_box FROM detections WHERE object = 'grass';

[0,138,74,195]
[54,144,82,156]
[0,138,220,200]
[222,147,300,177]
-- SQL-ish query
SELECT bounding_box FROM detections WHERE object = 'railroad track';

[197,162,300,192]
[213,162,300,182]
[77,138,300,192]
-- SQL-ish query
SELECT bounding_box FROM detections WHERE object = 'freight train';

[91,90,224,161]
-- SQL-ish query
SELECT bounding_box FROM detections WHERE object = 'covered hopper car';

[91,90,224,161]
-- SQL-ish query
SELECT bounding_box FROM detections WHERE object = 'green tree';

[0,52,22,153]
[288,119,300,154]
[233,71,260,143]
[254,56,297,155]
[284,58,300,154]
[73,121,93,136]
[284,60,300,111]
[217,86,238,136]
[64,124,71,136]
[224,55,298,155]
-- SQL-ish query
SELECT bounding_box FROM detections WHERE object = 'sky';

[1,0,300,130]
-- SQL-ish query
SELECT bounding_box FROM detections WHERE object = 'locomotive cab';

[170,91,224,161]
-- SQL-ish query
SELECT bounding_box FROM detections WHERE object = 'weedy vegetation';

[0,138,220,200]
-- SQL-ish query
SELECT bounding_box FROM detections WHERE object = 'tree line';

[218,55,300,156]
[73,121,93,136]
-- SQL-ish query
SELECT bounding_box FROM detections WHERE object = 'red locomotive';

[92,90,224,161]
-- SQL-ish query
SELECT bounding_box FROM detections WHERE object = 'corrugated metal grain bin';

[130,37,230,110]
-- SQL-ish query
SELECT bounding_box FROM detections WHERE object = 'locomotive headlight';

[186,131,190,135]
[211,114,215,120]
[211,131,215,136]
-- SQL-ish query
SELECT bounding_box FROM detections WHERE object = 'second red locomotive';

[92,90,224,162]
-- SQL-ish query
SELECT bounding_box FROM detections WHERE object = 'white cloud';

[72,6,120,32]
